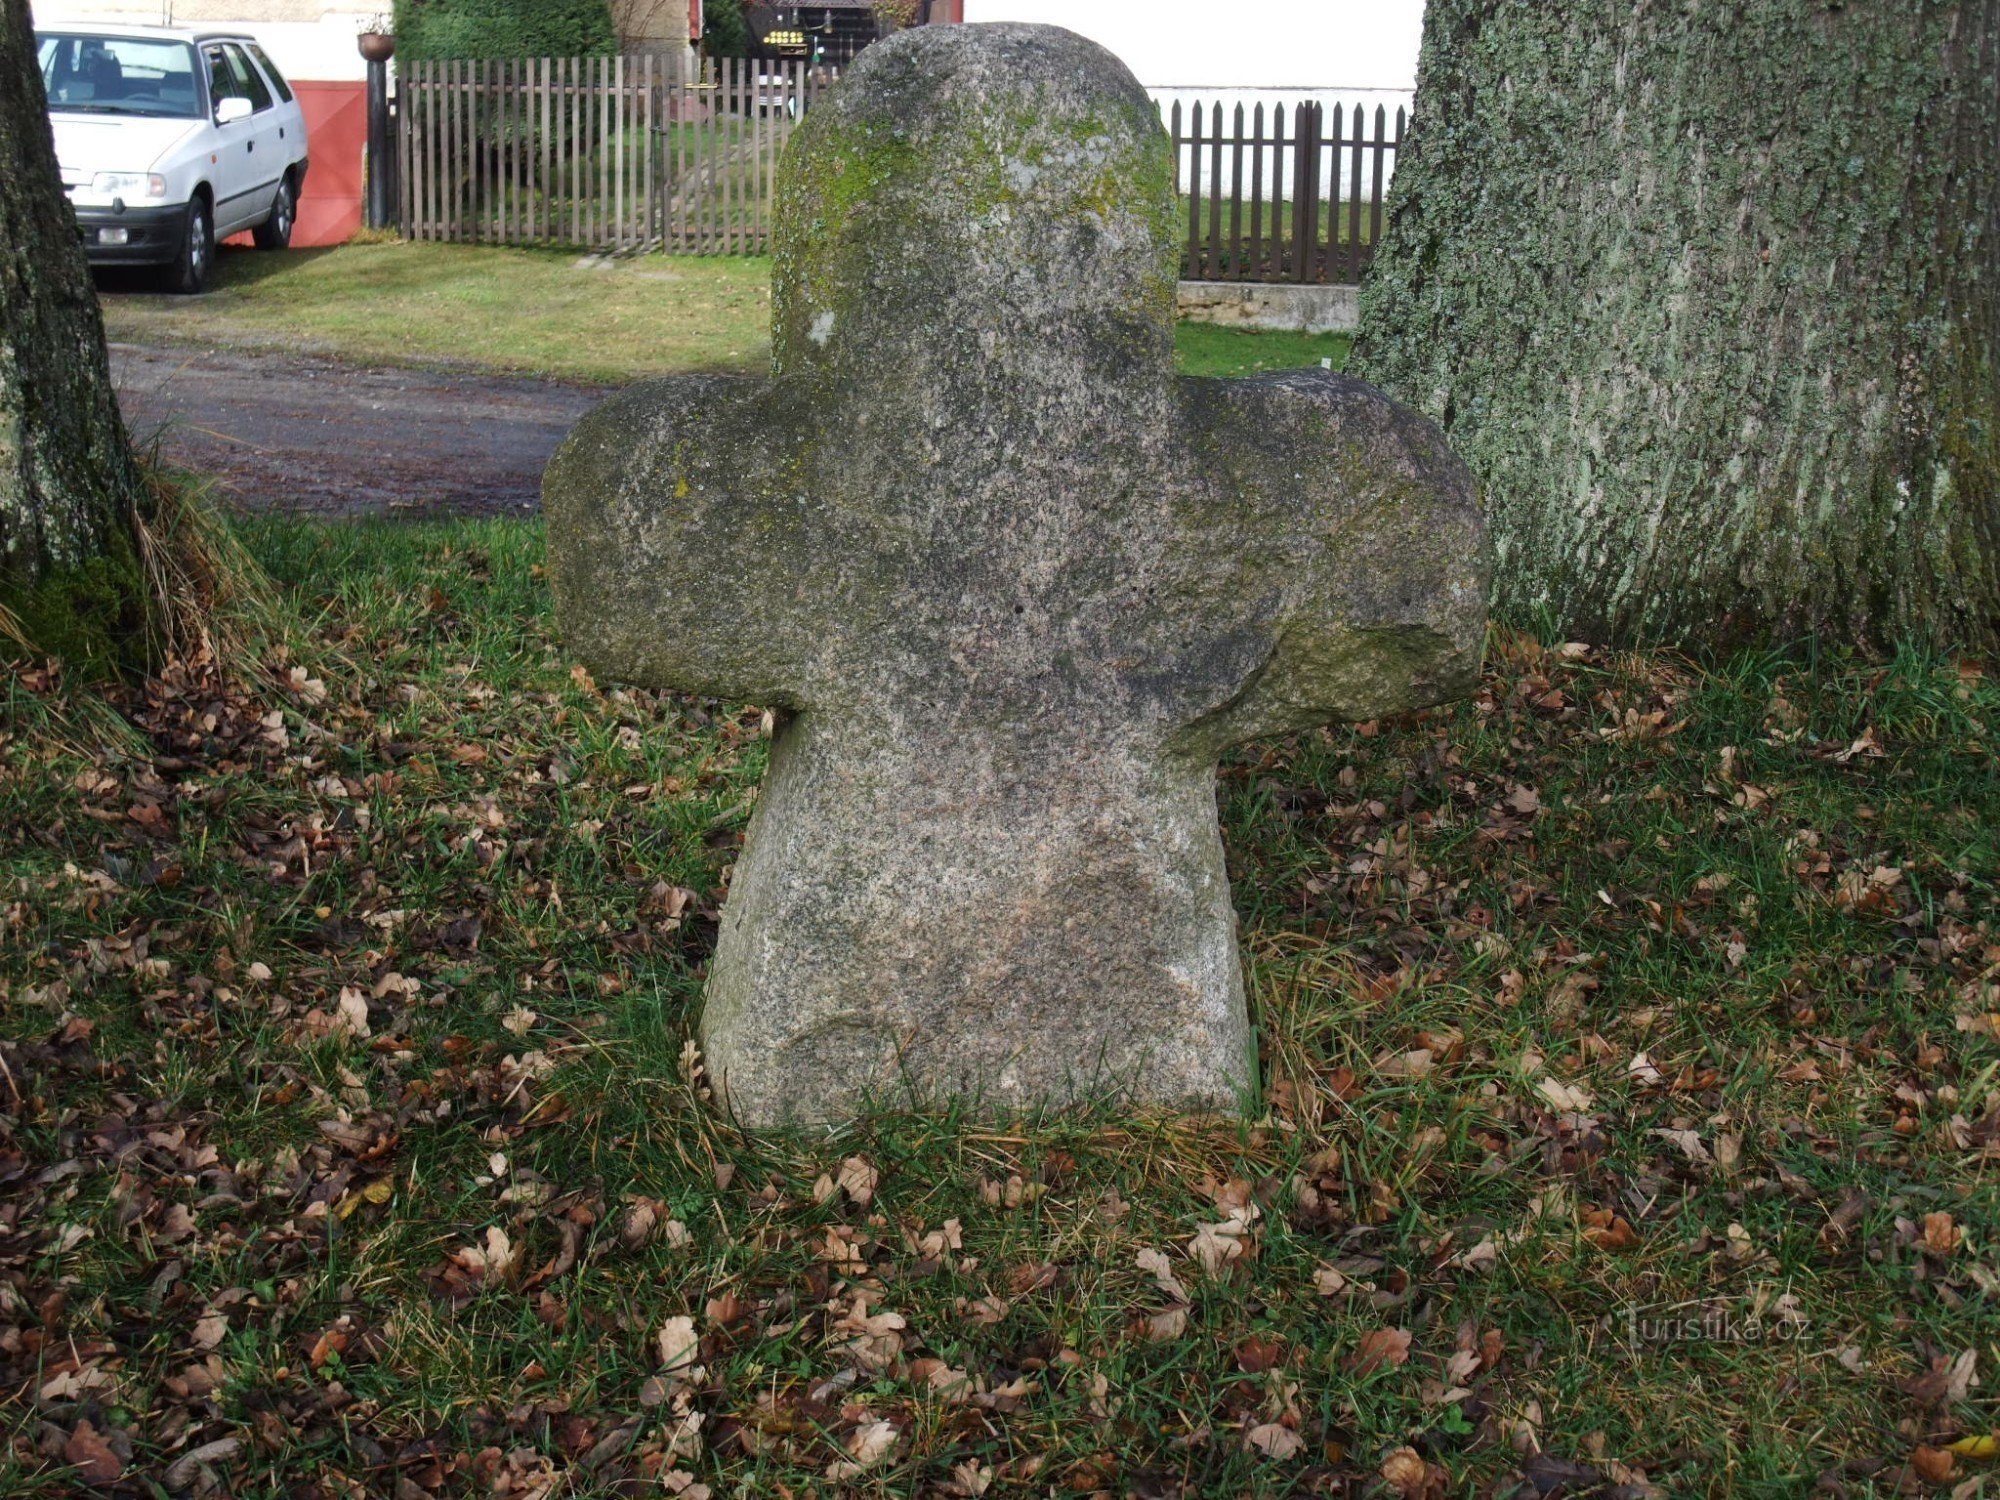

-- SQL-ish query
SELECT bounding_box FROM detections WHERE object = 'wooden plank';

[402,62,417,239]
[564,56,577,245]
[591,51,601,246]
[552,58,560,247]
[445,58,458,242]
[476,59,489,244]
[642,53,655,249]
[695,57,708,253]
[1367,103,1387,272]
[1247,102,1263,280]
[719,56,731,255]
[494,59,506,245]
[614,55,626,249]
[400,60,416,235]
[753,56,767,251]
[1293,103,1317,284]
[1272,103,1289,278]
[473,58,484,244]
[507,57,519,245]
[714,58,728,254]
[1206,101,1223,281]
[424,61,437,241]
[473,59,485,244]
[404,62,418,239]
[1185,102,1201,278]
[1348,104,1366,283]
[1272,104,1288,280]
[1228,103,1244,281]
[439,60,451,241]
[536,59,546,243]
[537,56,550,244]
[572,54,584,245]
[667,61,681,250]
[681,61,695,251]
[727,56,740,255]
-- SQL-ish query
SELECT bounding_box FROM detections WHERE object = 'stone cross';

[544,23,1487,1127]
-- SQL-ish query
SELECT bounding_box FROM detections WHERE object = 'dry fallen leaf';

[334,986,371,1039]
[828,1419,898,1480]
[1911,1445,1955,1484]
[1135,1246,1189,1304]
[65,1420,124,1487]
[191,1309,229,1349]
[1582,1206,1641,1252]
[1188,1205,1258,1277]
[1346,1326,1413,1375]
[1535,1077,1594,1113]
[1379,1445,1432,1498]
[1244,1422,1302,1459]
[657,1314,700,1374]
[1922,1211,1963,1256]
[837,1155,879,1206]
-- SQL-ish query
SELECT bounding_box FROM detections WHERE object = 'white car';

[37,24,310,293]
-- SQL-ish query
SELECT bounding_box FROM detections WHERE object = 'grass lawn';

[4,514,1997,1496]
[97,240,1351,385]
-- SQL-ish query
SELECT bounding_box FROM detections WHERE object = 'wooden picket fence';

[1169,100,1406,284]
[398,55,836,251]
[395,59,1406,283]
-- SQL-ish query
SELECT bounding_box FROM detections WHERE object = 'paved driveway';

[110,342,607,519]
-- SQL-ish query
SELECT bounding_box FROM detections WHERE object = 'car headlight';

[91,172,169,200]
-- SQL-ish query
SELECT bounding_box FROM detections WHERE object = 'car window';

[223,44,274,111]
[246,43,293,104]
[204,46,238,108]
[36,32,202,118]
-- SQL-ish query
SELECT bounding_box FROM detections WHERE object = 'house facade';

[31,1,705,79]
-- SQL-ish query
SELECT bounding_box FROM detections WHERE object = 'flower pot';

[358,32,396,63]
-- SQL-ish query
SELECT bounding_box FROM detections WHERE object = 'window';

[223,43,274,111]
[245,43,294,104]
[35,33,202,118]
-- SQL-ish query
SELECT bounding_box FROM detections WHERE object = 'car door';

[204,42,284,232]
[243,43,307,178]
[200,41,257,231]
[227,42,297,190]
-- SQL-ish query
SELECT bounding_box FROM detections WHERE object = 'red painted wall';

[225,79,364,249]
[293,80,365,247]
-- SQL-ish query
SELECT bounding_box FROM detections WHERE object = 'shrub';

[701,0,750,57]
[392,0,617,61]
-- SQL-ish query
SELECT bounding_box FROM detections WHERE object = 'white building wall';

[957,0,1422,91]
[31,1,381,81]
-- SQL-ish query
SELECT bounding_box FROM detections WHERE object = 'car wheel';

[163,197,213,294]
[254,175,295,251]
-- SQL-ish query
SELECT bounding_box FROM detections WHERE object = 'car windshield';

[37,33,202,119]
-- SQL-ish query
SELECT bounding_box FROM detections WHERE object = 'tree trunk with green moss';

[1352,0,1999,650]
[0,0,149,666]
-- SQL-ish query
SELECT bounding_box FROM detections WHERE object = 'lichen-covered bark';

[1353,0,1999,650]
[0,0,149,663]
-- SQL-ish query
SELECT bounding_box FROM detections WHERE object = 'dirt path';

[110,342,609,519]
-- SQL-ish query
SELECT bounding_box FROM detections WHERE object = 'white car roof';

[35,22,262,46]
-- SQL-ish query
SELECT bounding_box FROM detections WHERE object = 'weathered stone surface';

[544,22,1488,1127]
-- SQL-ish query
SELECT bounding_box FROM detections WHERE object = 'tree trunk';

[0,0,150,666]
[1352,0,1999,650]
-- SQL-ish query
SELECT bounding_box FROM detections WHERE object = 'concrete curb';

[1177,280,1358,335]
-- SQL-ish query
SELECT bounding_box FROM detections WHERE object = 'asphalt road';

[109,342,607,519]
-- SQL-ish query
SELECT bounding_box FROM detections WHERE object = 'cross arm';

[1168,368,1489,753]
[543,374,839,710]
